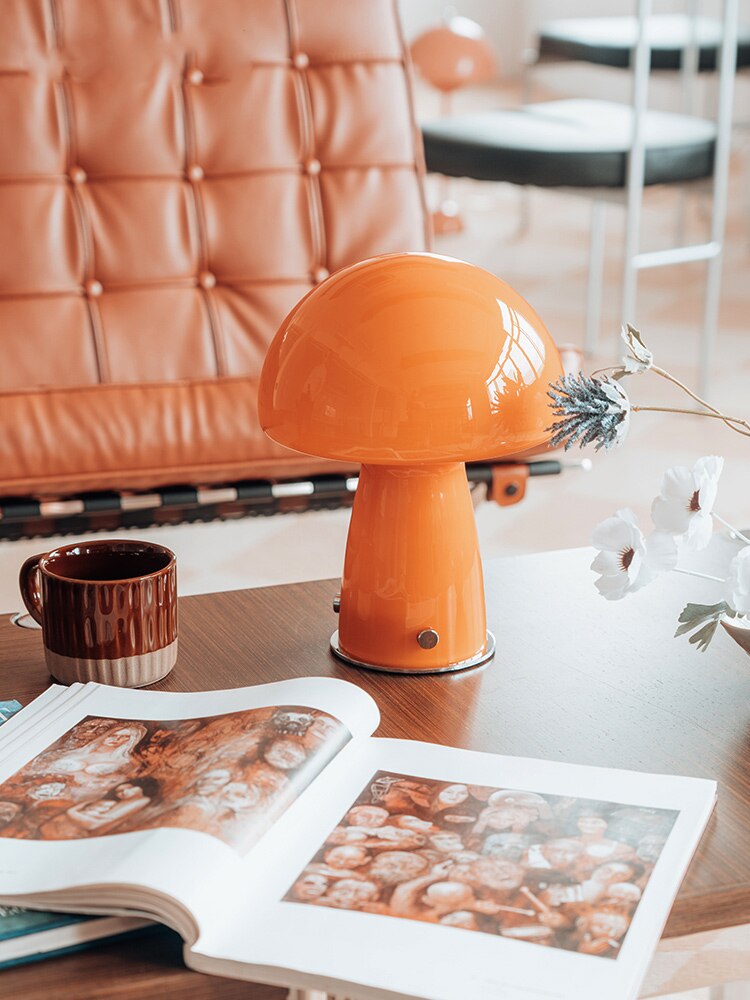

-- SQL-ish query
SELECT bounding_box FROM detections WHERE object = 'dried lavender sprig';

[546,373,630,452]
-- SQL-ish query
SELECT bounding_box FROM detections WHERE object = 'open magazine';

[0,677,715,1000]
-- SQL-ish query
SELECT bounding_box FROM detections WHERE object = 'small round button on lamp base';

[330,630,496,675]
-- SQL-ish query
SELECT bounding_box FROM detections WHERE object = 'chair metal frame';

[522,0,739,394]
[0,459,584,541]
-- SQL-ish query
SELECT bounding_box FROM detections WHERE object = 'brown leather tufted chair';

[0,0,430,515]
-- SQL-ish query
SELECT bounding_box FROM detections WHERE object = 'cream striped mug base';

[44,639,178,688]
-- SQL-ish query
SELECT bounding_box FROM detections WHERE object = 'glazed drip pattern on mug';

[41,572,177,661]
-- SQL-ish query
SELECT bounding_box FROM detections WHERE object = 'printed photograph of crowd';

[0,705,348,852]
[285,771,678,958]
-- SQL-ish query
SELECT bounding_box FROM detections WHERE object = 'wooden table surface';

[1,547,749,999]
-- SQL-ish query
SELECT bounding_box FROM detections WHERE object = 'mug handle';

[19,554,46,626]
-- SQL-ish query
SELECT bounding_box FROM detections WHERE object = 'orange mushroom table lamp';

[258,254,563,674]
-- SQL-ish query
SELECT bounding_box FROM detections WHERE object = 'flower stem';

[587,364,750,437]
[589,365,621,379]
[712,513,750,546]
[650,366,722,413]
[651,366,749,436]
[673,567,726,584]
[631,405,750,436]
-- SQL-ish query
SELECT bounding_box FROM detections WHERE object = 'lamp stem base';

[330,630,496,675]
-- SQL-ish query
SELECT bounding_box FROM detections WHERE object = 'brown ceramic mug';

[19,539,177,687]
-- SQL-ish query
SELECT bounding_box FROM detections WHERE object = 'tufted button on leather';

[186,67,204,85]
[198,271,216,290]
[84,279,103,297]
[305,158,321,176]
[187,164,204,182]
[69,166,87,184]
[293,52,310,69]
[313,266,330,284]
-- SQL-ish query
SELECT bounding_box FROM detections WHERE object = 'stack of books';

[0,700,151,967]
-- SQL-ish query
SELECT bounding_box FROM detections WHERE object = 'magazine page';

[0,695,153,966]
[0,685,86,764]
[190,737,716,1000]
[0,677,379,940]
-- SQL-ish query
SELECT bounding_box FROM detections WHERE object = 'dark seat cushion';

[538,15,750,71]
[422,99,716,189]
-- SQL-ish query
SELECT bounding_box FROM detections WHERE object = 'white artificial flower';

[590,508,677,600]
[639,530,680,587]
[651,455,724,550]
[600,378,631,448]
[725,547,750,615]
[621,324,654,374]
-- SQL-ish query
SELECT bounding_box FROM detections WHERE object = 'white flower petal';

[591,508,641,552]
[725,547,750,614]
[594,572,633,601]
[684,511,714,551]
[636,531,679,589]
[651,495,691,535]
[651,455,723,547]
[647,530,679,569]
[616,507,639,529]
[590,550,621,576]
[600,379,631,411]
[659,465,695,502]
[622,357,649,374]
[613,406,631,446]
[591,509,647,597]
[625,548,644,584]
[595,379,632,450]
[620,324,653,369]
[694,455,724,482]
[692,455,723,516]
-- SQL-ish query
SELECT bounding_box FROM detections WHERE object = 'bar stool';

[422,1,739,394]
[535,14,750,72]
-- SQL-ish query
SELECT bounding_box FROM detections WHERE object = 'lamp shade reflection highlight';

[258,254,563,673]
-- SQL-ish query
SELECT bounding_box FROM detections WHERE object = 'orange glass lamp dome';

[258,254,563,674]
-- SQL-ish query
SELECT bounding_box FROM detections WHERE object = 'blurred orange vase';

[410,17,496,93]
[259,253,563,673]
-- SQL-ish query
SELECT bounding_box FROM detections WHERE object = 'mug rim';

[38,539,176,586]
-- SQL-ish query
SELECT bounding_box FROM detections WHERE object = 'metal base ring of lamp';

[329,629,496,675]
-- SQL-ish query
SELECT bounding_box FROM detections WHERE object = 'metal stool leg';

[698,0,738,397]
[585,200,607,356]
[621,0,651,354]
[674,0,700,248]
[515,187,532,239]
[674,188,689,247]
[701,243,724,397]
[515,48,538,241]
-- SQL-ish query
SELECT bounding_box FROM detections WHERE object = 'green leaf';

[674,602,732,652]
[687,619,721,652]
[677,601,730,623]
